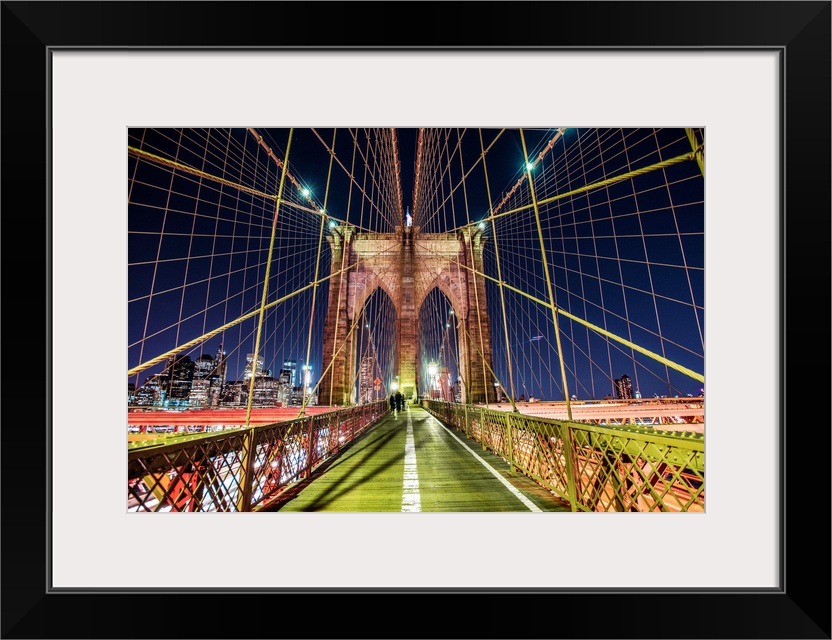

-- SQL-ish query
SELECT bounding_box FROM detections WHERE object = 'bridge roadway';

[482,400,705,433]
[266,405,571,512]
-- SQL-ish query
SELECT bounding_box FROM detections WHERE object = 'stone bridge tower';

[318,224,495,406]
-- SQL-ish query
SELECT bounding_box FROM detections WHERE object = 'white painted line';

[428,414,542,512]
[401,409,421,512]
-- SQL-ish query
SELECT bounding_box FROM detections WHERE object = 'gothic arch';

[415,270,466,322]
[348,273,399,324]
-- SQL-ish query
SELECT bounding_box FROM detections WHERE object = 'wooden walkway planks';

[271,406,570,512]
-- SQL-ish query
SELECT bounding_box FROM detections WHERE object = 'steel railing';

[425,400,704,512]
[127,401,388,512]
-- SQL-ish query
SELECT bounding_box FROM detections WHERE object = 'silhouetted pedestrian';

[389,394,396,411]
[395,391,403,411]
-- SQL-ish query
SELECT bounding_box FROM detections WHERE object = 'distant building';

[215,344,227,384]
[291,386,305,406]
[243,353,265,380]
[291,385,319,406]
[614,374,634,400]
[220,381,247,406]
[282,360,298,387]
[301,364,315,402]
[165,355,195,405]
[251,376,279,406]
[189,353,218,407]
[358,354,376,403]
[194,353,215,379]
[189,379,211,407]
[133,373,165,406]
[276,369,293,406]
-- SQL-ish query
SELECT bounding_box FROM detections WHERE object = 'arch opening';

[354,288,398,405]
[418,288,461,402]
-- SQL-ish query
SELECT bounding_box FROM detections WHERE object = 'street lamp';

[427,361,438,398]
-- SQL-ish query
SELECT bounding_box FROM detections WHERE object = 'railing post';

[332,410,340,455]
[462,402,470,438]
[236,427,257,512]
[561,422,579,512]
[505,411,515,473]
[300,416,315,478]
[480,406,486,451]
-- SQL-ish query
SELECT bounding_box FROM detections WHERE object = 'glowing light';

[302,188,310,197]
[478,222,485,230]
[391,382,399,391]
[526,161,535,171]
[329,220,337,229]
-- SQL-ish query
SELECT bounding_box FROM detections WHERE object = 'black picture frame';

[2,2,829,638]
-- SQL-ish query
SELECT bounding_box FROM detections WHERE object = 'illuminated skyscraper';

[214,344,227,384]
[614,374,634,400]
[300,364,317,405]
[282,360,297,387]
[251,376,279,406]
[301,364,313,390]
[243,353,264,380]
[165,355,194,404]
[194,354,215,379]
[132,373,164,406]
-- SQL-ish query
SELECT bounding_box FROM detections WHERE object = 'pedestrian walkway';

[270,406,571,512]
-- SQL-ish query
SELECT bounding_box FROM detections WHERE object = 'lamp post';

[427,361,438,399]
[494,381,503,404]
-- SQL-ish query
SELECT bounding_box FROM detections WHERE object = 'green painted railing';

[127,401,388,512]
[425,401,704,512]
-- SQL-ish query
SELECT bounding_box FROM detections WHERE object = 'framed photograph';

[3,2,829,638]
